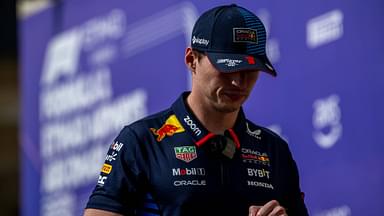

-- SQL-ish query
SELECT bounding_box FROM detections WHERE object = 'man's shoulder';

[245,120,287,144]
[128,107,174,131]
[244,120,294,158]
[114,107,174,142]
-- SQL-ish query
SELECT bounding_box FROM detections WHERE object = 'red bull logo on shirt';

[150,115,185,142]
[174,146,197,163]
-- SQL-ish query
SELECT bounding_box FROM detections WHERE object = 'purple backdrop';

[20,0,384,215]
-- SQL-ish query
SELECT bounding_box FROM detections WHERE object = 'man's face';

[191,52,260,113]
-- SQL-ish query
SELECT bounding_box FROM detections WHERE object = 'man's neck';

[186,93,239,134]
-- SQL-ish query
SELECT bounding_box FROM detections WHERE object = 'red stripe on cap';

[195,132,216,147]
[228,129,240,149]
[246,56,255,65]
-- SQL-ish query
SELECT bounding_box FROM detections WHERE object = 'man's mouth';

[222,90,247,101]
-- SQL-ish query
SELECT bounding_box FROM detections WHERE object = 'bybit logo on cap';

[192,36,209,46]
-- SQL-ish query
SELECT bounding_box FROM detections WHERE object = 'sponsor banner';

[20,0,384,215]
[20,1,198,215]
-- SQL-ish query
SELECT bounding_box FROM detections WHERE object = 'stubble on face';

[208,87,247,113]
[202,71,257,114]
[190,51,259,115]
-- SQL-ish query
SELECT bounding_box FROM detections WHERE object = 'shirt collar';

[171,91,246,149]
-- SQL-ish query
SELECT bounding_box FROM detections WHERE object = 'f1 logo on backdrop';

[41,29,82,85]
[312,94,343,149]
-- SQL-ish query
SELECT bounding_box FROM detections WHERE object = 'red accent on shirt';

[228,129,241,149]
[196,132,216,147]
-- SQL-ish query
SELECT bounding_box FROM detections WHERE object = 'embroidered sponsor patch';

[246,122,262,140]
[216,58,242,67]
[105,152,117,162]
[110,141,124,152]
[174,179,206,186]
[101,163,112,174]
[247,180,274,189]
[247,168,271,179]
[174,146,197,163]
[150,115,185,142]
[192,35,209,46]
[233,28,258,43]
[97,175,107,186]
[241,148,270,166]
[172,168,205,176]
[183,115,202,136]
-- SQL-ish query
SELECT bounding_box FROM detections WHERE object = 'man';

[84,4,308,216]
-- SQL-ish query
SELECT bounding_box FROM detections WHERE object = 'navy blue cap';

[191,4,276,76]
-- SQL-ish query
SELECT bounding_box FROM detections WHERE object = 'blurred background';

[1,0,384,215]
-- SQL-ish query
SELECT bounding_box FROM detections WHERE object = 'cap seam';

[210,6,230,49]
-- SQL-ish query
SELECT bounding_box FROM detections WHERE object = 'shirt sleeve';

[85,126,148,215]
[285,158,309,216]
[278,141,309,216]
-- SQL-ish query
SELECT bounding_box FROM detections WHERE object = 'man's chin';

[214,103,241,113]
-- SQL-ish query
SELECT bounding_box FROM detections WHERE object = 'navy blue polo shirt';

[86,92,308,216]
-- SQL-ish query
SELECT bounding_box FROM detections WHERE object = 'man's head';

[189,4,276,76]
[185,4,274,114]
[186,46,260,113]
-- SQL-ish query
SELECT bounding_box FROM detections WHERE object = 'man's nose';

[229,72,246,88]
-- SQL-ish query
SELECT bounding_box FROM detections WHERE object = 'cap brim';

[206,52,277,76]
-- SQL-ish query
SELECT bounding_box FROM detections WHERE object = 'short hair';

[192,49,205,61]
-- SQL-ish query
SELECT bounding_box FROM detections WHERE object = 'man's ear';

[185,47,196,72]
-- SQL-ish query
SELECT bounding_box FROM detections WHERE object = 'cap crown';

[191,4,267,56]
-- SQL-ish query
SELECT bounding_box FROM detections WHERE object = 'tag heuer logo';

[174,146,197,163]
